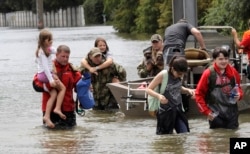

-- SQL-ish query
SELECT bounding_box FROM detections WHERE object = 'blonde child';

[35,29,66,128]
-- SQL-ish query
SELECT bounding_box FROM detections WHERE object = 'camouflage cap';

[150,34,162,42]
[88,47,102,57]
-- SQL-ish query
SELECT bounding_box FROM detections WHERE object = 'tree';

[197,0,213,25]
[83,0,103,25]
[157,0,172,35]
[0,0,33,12]
[134,0,162,34]
[112,0,139,33]
[204,0,250,32]
[0,0,84,13]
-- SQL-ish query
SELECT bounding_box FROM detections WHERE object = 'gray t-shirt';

[163,72,182,106]
[163,22,194,49]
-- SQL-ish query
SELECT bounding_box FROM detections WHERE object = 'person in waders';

[195,47,243,129]
[146,56,195,135]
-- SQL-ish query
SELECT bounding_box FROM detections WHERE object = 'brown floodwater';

[0,26,250,154]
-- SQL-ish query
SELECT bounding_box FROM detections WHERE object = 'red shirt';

[240,30,250,59]
[42,61,81,112]
[195,63,243,115]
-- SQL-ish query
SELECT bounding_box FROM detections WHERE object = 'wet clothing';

[33,60,81,128]
[195,63,243,129]
[156,72,189,134]
[43,111,76,129]
[163,22,194,112]
[157,104,189,134]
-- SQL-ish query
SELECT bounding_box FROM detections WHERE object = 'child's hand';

[188,89,195,99]
[52,74,59,80]
[89,67,98,75]
[158,94,168,104]
[234,93,240,102]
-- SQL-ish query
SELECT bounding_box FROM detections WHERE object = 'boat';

[107,26,250,117]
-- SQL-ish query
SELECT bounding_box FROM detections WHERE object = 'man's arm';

[231,28,242,48]
[191,27,206,50]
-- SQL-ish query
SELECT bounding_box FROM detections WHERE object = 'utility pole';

[36,0,44,29]
[172,0,197,26]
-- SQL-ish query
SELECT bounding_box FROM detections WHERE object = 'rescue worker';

[80,47,126,110]
[33,45,82,129]
[137,34,164,78]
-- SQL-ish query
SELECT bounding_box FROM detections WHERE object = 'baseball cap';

[150,34,162,42]
[88,47,102,57]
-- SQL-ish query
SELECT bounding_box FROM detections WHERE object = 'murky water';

[0,26,250,154]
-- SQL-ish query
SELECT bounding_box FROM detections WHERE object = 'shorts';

[37,72,49,83]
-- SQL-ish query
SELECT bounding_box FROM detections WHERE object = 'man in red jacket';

[33,45,81,129]
[195,47,243,129]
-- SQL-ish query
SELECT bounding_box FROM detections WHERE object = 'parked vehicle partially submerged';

[107,26,250,117]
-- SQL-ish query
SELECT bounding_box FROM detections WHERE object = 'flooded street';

[0,26,250,154]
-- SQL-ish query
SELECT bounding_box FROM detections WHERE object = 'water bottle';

[211,111,219,118]
[229,84,239,104]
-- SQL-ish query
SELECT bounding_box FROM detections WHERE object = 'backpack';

[147,70,168,117]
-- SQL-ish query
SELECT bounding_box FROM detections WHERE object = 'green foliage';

[0,0,34,12]
[157,0,172,35]
[1,0,250,35]
[83,0,104,25]
[103,0,117,22]
[197,0,213,25]
[43,0,84,12]
[111,0,139,33]
[203,0,250,32]
[134,0,161,34]
[0,0,84,13]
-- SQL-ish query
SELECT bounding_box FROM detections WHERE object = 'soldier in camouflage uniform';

[80,47,126,110]
[137,34,164,78]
